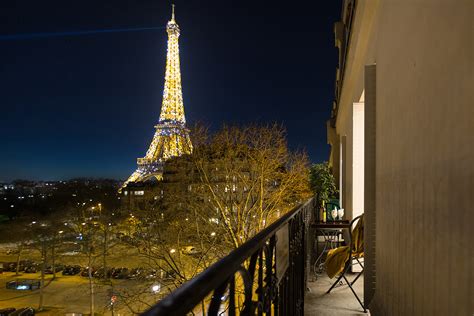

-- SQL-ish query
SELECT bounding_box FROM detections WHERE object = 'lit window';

[124,191,128,196]
[135,191,144,196]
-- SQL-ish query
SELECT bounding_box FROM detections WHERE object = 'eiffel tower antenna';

[121,4,192,190]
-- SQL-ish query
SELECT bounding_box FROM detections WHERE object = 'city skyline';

[0,1,341,181]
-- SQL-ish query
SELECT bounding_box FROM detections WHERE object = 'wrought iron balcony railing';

[142,198,315,316]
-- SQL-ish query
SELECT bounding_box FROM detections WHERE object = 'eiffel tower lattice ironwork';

[122,5,192,189]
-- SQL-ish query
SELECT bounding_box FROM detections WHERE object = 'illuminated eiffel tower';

[122,5,192,189]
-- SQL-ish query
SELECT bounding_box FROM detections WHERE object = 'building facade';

[328,0,473,314]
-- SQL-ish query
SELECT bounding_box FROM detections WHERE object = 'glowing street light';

[151,284,161,293]
[170,249,176,254]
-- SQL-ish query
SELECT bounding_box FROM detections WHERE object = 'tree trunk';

[15,245,22,276]
[52,242,56,278]
[88,249,94,316]
[103,229,107,281]
[38,241,46,311]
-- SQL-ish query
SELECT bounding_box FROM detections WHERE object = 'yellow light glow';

[122,5,192,190]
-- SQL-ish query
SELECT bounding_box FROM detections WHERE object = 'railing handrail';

[142,198,314,315]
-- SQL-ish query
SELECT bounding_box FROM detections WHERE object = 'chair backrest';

[348,214,364,256]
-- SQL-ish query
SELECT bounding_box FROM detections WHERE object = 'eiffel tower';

[122,5,192,189]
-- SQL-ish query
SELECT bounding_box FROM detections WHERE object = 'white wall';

[352,101,364,219]
[335,0,378,219]
[371,0,474,314]
[333,0,473,313]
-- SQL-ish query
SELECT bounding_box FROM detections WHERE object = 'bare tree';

[180,123,311,248]
[65,204,118,315]
[14,240,27,276]
[29,223,58,312]
[121,124,311,313]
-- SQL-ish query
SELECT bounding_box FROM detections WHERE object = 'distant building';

[121,181,162,211]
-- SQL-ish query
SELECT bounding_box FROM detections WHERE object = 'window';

[134,191,144,196]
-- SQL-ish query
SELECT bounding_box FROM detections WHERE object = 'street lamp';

[151,284,161,293]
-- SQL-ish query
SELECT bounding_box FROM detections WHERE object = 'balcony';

[305,274,365,315]
[140,198,366,315]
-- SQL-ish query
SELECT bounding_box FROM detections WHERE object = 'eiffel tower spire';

[122,5,192,189]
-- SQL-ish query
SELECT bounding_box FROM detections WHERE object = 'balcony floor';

[305,273,367,315]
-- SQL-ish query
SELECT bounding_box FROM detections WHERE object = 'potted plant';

[309,162,338,221]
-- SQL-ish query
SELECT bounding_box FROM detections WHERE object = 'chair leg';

[326,272,344,294]
[342,274,366,312]
[351,270,363,286]
[355,257,364,269]
[326,264,351,294]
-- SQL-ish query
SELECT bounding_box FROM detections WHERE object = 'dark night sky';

[0,1,341,181]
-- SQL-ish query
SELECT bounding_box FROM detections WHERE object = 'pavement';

[305,272,368,316]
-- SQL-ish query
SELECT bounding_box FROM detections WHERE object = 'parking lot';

[0,245,168,315]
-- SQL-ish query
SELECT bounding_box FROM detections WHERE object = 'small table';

[313,221,351,229]
[311,221,351,277]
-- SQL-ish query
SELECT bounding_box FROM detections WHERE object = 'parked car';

[128,267,145,279]
[80,267,97,277]
[45,264,64,274]
[0,308,16,316]
[6,280,40,290]
[119,235,139,246]
[182,246,200,255]
[9,307,34,315]
[23,264,40,273]
[62,265,82,276]
[144,269,158,280]
[4,261,29,272]
[111,267,129,279]
[93,267,113,279]
[9,260,35,273]
[4,262,15,272]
